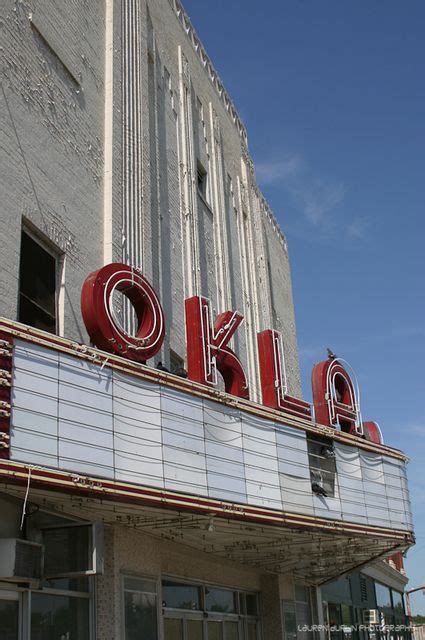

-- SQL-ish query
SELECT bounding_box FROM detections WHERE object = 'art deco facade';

[0,0,414,638]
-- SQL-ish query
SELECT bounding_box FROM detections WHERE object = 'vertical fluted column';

[122,0,143,272]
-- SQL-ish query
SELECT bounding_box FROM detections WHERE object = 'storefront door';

[0,590,20,640]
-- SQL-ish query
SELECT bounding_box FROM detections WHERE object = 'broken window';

[307,435,336,498]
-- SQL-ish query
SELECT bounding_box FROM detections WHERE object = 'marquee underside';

[1,480,412,585]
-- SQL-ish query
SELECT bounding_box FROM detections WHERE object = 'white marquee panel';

[9,340,412,531]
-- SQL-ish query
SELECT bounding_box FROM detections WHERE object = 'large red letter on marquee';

[185,296,249,399]
[312,356,362,435]
[257,329,312,420]
[81,263,165,362]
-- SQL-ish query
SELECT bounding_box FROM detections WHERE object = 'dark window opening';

[18,230,58,334]
[162,580,259,619]
[197,161,208,199]
[307,436,336,498]
[31,593,90,640]
[43,525,92,577]
[205,587,237,613]
[162,581,201,610]
[170,350,187,378]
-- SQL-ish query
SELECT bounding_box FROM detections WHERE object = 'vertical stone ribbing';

[122,0,143,272]
[103,0,114,265]
[209,104,231,312]
[121,0,144,333]
[236,169,261,403]
[177,47,200,298]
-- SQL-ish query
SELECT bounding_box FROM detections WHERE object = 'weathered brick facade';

[0,0,302,399]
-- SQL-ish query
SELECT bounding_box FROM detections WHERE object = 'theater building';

[0,0,414,638]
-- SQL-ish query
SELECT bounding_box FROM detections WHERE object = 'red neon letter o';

[81,263,165,362]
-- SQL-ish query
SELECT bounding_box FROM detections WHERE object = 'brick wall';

[0,0,303,397]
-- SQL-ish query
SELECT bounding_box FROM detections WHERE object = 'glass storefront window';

[375,584,392,609]
[327,603,342,640]
[162,580,261,640]
[225,620,240,640]
[205,588,236,613]
[341,604,353,640]
[208,620,223,640]
[42,576,90,592]
[282,601,297,640]
[187,619,203,640]
[375,582,394,634]
[295,585,308,602]
[125,577,157,593]
[246,594,258,616]
[0,597,19,640]
[162,581,201,610]
[164,617,183,639]
[31,592,90,640]
[392,591,405,623]
[296,601,312,640]
[124,591,158,640]
[124,576,158,640]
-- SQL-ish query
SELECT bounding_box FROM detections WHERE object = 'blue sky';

[182,0,425,612]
